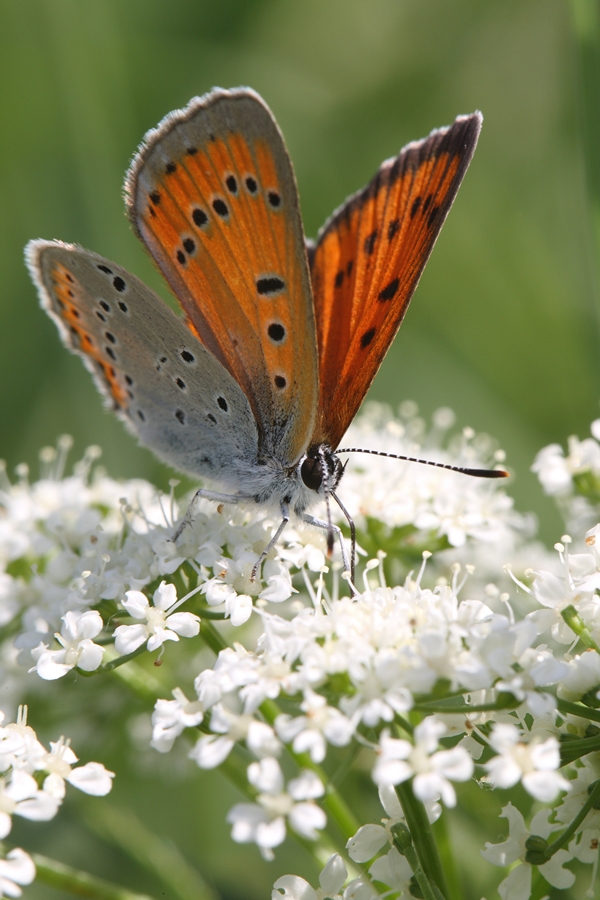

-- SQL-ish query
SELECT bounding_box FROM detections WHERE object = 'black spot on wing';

[192,207,208,228]
[267,323,285,342]
[364,230,378,255]
[212,198,229,218]
[378,277,399,301]
[410,196,422,218]
[256,276,285,296]
[427,206,441,228]
[360,328,376,348]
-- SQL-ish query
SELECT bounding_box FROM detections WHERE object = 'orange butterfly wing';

[308,113,482,449]
[125,88,318,467]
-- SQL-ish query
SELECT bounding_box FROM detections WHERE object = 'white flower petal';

[67,762,114,796]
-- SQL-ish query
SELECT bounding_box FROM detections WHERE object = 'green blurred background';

[2,1,600,897]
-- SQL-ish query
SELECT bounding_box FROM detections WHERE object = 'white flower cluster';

[0,706,113,838]
[533,417,600,534]
[7,405,600,899]
[0,705,113,897]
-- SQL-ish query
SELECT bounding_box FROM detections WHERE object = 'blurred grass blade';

[84,803,220,900]
[571,0,600,314]
[32,851,155,900]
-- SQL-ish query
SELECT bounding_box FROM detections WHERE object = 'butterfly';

[27,87,501,581]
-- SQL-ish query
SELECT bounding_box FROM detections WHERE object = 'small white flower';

[272,853,348,900]
[227,758,325,860]
[114,581,199,654]
[482,803,575,897]
[372,718,473,808]
[484,724,570,802]
[369,847,413,893]
[0,848,36,897]
[0,769,60,836]
[190,704,280,769]
[151,688,204,753]
[531,444,573,495]
[40,738,114,797]
[31,609,104,680]
[275,691,355,763]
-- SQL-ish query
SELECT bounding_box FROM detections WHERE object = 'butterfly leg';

[250,500,290,581]
[300,513,356,591]
[172,488,250,543]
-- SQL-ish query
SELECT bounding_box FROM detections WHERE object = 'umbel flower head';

[6,403,600,900]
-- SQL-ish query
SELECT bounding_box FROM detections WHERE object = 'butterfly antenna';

[318,446,335,558]
[331,491,356,584]
[335,447,509,479]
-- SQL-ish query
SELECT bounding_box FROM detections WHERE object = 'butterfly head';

[299,444,343,496]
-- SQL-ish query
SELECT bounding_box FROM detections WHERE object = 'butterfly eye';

[300,457,322,491]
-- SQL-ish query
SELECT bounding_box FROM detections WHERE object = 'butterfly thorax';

[242,443,343,517]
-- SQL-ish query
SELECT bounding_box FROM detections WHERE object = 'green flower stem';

[543,778,600,859]
[431,813,460,900]
[78,642,149,676]
[260,698,360,841]
[199,619,228,654]
[395,780,449,900]
[561,605,600,653]
[557,697,600,724]
[559,733,600,765]
[81,804,218,900]
[29,850,155,900]
[415,691,518,715]
[391,823,443,900]
[195,607,226,619]
[108,658,165,704]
